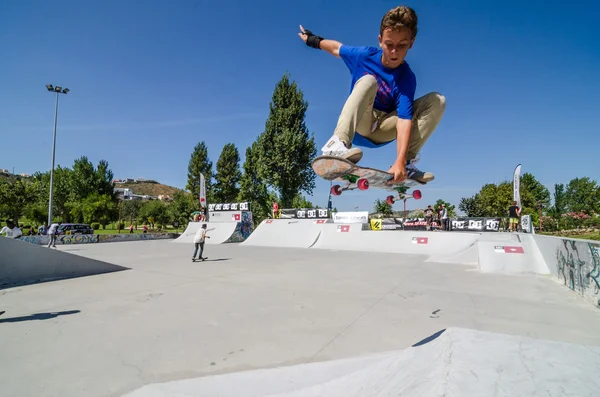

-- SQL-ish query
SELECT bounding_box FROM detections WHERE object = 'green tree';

[169,191,194,227]
[520,173,551,209]
[292,194,313,209]
[213,143,242,203]
[81,193,119,228]
[70,156,96,201]
[238,142,271,224]
[565,177,599,215]
[94,159,117,198]
[138,200,170,228]
[122,200,144,225]
[374,198,393,217]
[550,183,567,218]
[459,177,546,226]
[186,141,214,204]
[256,72,317,207]
[458,196,480,217]
[0,178,33,224]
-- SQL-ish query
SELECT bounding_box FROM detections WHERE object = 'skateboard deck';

[312,155,424,205]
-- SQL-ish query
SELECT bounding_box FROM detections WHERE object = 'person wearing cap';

[192,223,210,262]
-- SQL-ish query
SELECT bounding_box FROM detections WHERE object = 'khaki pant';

[333,74,446,161]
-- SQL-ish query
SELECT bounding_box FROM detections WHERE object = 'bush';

[91,222,100,230]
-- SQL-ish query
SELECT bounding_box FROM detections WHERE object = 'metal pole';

[47,91,59,226]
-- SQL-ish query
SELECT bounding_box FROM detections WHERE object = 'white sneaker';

[321,135,363,163]
[406,154,434,183]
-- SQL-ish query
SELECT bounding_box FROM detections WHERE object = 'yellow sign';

[370,219,382,230]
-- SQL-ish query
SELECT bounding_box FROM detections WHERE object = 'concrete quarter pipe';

[0,237,129,289]
[241,219,332,248]
[173,211,253,245]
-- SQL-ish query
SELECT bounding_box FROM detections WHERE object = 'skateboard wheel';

[413,190,422,200]
[357,178,369,190]
[386,195,395,205]
[331,185,342,196]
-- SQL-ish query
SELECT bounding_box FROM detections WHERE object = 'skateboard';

[312,155,424,205]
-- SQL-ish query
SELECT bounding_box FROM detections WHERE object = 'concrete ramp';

[0,237,128,289]
[122,327,600,396]
[173,221,251,245]
[312,224,482,256]
[241,219,330,248]
[477,234,550,274]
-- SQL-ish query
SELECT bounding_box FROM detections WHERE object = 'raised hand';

[298,25,308,43]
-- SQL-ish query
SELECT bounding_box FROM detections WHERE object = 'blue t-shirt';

[339,45,416,120]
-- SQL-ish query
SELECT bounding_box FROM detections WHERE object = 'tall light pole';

[46,84,69,226]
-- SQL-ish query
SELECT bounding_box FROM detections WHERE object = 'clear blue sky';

[1,0,598,214]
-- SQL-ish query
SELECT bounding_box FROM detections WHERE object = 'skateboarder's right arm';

[298,25,342,57]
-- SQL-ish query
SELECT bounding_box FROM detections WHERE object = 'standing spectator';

[0,219,22,239]
[38,222,48,235]
[439,203,448,231]
[129,224,134,234]
[424,205,434,230]
[508,201,521,232]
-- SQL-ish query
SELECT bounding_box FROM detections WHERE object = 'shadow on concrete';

[412,328,446,347]
[0,310,80,324]
[194,258,231,262]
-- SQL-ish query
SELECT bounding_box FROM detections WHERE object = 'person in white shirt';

[192,224,210,262]
[47,222,61,248]
[0,220,22,239]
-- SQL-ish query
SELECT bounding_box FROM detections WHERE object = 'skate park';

[2,1,599,396]
[2,204,600,397]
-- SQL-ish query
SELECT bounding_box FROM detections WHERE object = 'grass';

[540,231,600,241]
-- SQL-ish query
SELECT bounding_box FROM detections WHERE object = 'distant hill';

[0,173,29,183]
[116,181,187,198]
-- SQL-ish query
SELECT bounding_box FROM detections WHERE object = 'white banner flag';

[199,173,206,207]
[513,164,521,208]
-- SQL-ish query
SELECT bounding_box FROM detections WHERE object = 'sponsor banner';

[494,245,525,254]
[485,218,500,232]
[513,164,522,209]
[280,208,330,219]
[208,202,251,212]
[412,237,428,244]
[521,215,532,233]
[199,173,207,206]
[333,211,369,224]
[382,224,403,230]
[207,210,250,223]
[403,218,428,231]
[370,219,382,230]
[336,225,351,232]
[452,218,500,232]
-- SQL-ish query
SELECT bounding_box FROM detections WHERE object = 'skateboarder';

[298,5,446,184]
[192,224,210,262]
